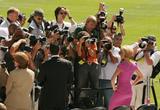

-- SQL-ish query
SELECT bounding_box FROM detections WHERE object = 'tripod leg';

[142,85,146,104]
[151,84,158,109]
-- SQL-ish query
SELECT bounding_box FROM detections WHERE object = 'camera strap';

[84,46,88,61]
[78,46,88,65]
[134,50,144,61]
[100,50,108,66]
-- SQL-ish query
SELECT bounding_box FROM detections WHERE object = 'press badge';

[78,60,85,65]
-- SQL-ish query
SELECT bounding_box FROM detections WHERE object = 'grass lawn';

[0,0,160,108]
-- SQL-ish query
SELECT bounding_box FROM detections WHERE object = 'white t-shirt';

[51,21,77,33]
[99,46,121,80]
[28,20,45,38]
[0,19,20,28]
[0,27,9,40]
[134,51,160,81]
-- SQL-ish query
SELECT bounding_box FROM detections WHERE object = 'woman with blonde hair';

[5,52,34,110]
[109,46,143,110]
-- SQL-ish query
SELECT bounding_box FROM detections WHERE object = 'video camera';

[97,11,107,30]
[115,8,124,24]
[139,36,156,49]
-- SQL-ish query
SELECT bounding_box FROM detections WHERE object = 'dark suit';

[38,56,73,110]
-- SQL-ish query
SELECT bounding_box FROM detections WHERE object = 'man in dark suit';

[38,44,73,110]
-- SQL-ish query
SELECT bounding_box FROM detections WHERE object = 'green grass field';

[0,0,160,108]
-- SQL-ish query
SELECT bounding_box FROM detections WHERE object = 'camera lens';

[139,41,147,49]
[103,43,112,50]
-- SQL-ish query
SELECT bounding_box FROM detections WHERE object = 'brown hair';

[54,6,66,21]
[85,15,97,25]
[14,52,29,69]
[7,7,19,15]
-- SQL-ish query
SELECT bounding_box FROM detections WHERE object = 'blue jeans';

[99,79,113,109]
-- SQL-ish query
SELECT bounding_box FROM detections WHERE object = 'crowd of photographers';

[0,2,160,110]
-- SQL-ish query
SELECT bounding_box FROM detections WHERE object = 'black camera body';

[139,38,148,49]
[115,8,124,24]
[39,37,47,45]
[103,42,112,51]
[67,36,74,42]
[47,24,69,37]
[97,11,107,30]
[97,11,106,22]
[19,43,32,52]
[139,37,156,49]
[0,46,8,53]
[29,35,47,46]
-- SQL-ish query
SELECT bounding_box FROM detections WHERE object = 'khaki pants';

[130,83,144,109]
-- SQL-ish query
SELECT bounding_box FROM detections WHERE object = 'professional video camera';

[115,8,124,24]
[139,36,156,49]
[46,24,69,37]
[97,11,107,30]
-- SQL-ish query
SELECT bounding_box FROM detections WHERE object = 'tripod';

[138,76,158,110]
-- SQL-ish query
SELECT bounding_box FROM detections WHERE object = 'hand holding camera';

[138,36,156,51]
[115,8,124,24]
[99,2,106,12]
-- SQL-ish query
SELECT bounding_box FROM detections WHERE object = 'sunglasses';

[37,17,43,21]
[59,12,67,15]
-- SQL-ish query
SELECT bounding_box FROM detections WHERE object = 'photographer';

[74,15,99,40]
[49,6,77,33]
[2,26,24,73]
[130,35,160,109]
[113,33,123,48]
[29,35,49,69]
[106,9,125,39]
[28,9,46,38]
[3,23,25,47]
[98,36,121,108]
[96,2,108,40]
[76,32,100,106]
[0,7,20,28]
[46,7,77,46]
